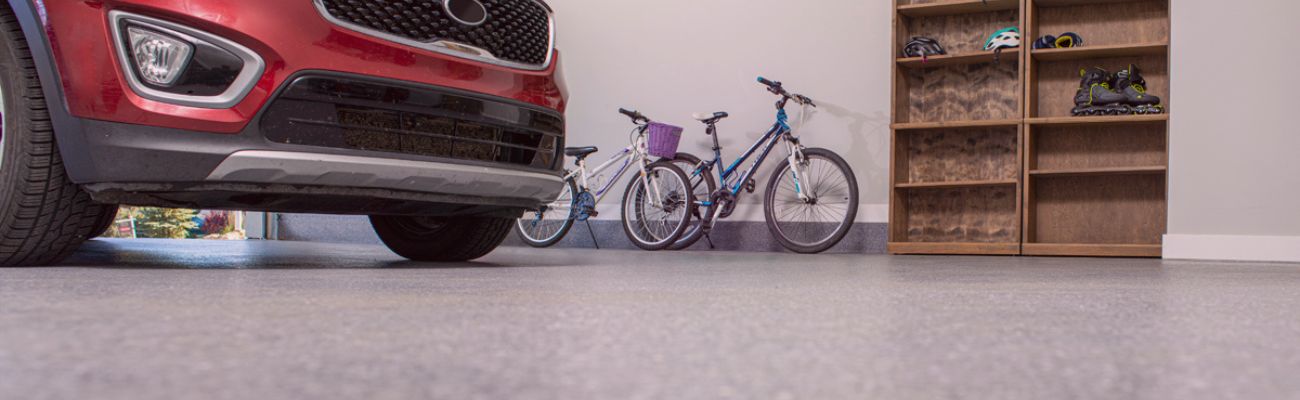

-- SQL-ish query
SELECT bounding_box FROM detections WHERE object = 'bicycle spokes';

[770,154,853,247]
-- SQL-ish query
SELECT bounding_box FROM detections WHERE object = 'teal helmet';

[984,27,1021,51]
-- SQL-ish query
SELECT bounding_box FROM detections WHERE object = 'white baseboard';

[1164,234,1300,263]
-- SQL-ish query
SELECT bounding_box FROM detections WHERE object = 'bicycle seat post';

[707,124,722,152]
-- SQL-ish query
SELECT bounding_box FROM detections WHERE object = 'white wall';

[550,0,893,223]
[1165,0,1300,262]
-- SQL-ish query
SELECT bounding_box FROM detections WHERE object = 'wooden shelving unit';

[889,0,1025,255]
[889,0,1170,257]
[1023,0,1171,257]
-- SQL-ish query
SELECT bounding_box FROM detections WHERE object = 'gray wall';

[1168,0,1300,237]
[1164,0,1300,261]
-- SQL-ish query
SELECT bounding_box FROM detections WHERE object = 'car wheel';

[0,9,116,266]
[88,206,120,238]
[370,215,514,262]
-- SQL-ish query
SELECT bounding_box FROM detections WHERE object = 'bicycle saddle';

[692,112,729,125]
[564,146,599,158]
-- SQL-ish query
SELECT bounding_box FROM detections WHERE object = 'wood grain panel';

[905,128,1018,183]
[1033,124,1166,170]
[1036,1,1169,47]
[1030,174,1166,245]
[1033,55,1167,118]
[905,61,1021,122]
[905,186,1019,243]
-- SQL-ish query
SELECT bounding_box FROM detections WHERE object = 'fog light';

[127,26,193,87]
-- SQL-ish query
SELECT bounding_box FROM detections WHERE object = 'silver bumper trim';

[206,151,564,203]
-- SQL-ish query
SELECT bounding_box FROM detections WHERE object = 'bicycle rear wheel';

[664,153,716,250]
[621,161,692,251]
[764,148,859,254]
[515,178,578,247]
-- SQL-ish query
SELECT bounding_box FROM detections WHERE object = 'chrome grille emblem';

[445,0,488,26]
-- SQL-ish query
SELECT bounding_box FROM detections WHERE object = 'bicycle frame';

[696,106,810,207]
[564,127,667,209]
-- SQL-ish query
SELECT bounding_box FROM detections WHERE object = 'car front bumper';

[30,0,568,213]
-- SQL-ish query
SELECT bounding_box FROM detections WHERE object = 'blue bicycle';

[665,78,859,253]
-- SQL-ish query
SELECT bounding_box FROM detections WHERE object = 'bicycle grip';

[757,77,779,87]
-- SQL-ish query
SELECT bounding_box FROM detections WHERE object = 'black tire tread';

[371,216,514,262]
[0,8,114,267]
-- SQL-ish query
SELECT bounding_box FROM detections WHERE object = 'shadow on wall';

[814,101,891,205]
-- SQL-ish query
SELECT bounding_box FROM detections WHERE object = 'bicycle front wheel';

[621,161,693,251]
[764,148,859,254]
[515,178,578,248]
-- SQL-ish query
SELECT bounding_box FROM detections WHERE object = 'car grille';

[261,75,563,171]
[318,0,552,66]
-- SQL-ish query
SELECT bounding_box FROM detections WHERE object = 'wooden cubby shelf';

[891,0,1170,258]
[896,179,1019,189]
[897,0,1019,17]
[1022,0,1171,258]
[898,49,1020,69]
[1029,166,1166,177]
[1032,42,1168,62]
[890,0,1024,256]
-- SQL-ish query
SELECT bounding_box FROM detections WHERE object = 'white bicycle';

[515,108,693,251]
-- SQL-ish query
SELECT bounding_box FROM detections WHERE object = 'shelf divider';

[888,242,1022,256]
[1029,166,1167,178]
[892,119,1021,131]
[896,179,1018,189]
[1031,42,1168,62]
[1026,114,1168,126]
[1021,243,1162,258]
[897,0,1019,18]
[898,49,1018,68]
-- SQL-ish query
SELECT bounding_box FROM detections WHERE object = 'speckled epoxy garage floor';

[2,239,1298,400]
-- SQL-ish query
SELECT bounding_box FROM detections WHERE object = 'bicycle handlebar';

[618,108,650,123]
[756,76,816,107]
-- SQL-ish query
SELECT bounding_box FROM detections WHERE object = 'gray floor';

[2,239,1299,400]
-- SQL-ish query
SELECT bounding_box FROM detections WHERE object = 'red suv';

[0,0,566,265]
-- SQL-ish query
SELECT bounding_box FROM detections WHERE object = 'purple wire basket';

[646,122,683,159]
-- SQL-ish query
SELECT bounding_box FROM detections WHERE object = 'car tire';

[0,9,116,266]
[370,215,514,262]
[88,206,120,238]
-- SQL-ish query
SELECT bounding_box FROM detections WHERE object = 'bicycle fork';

[784,138,815,203]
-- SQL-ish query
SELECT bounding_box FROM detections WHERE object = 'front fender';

[4,0,96,183]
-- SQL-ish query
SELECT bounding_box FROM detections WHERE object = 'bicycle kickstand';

[585,220,600,249]
[704,232,716,249]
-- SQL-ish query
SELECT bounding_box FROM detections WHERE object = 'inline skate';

[1072,67,1130,116]
[1114,64,1164,114]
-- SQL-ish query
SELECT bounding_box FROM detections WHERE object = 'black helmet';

[1033,32,1084,49]
[903,37,946,60]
